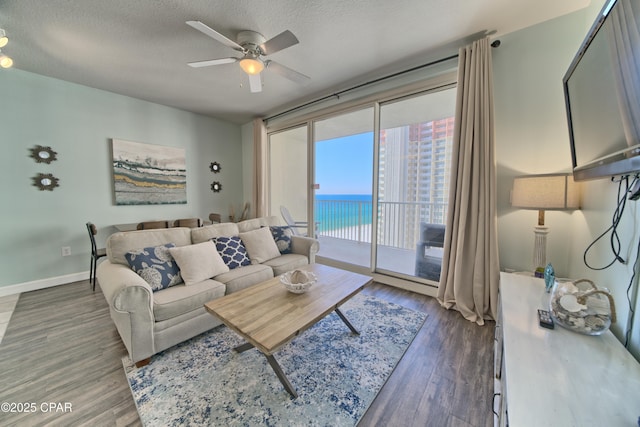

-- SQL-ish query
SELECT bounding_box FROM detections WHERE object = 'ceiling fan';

[186,21,310,93]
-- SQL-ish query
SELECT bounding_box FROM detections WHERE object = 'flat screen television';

[563,0,640,181]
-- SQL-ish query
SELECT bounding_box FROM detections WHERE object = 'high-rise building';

[378,117,454,248]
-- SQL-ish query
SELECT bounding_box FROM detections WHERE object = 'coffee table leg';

[335,307,360,335]
[234,342,255,353]
[234,342,297,398]
[265,354,298,398]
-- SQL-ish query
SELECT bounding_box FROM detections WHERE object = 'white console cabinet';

[495,272,640,426]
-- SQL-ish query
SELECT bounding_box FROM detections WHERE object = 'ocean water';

[314,194,372,232]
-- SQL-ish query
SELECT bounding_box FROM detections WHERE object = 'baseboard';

[316,257,439,298]
[372,273,438,298]
[0,272,89,297]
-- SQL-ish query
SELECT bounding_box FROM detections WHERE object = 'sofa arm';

[96,261,155,363]
[290,235,320,263]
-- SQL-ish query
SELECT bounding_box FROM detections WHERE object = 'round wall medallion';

[29,145,58,164]
[211,181,222,193]
[210,162,221,173]
[32,173,60,191]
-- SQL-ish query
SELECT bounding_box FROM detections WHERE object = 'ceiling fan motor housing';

[185,21,309,90]
[237,31,266,54]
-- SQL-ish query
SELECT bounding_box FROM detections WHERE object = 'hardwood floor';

[359,285,495,427]
[0,279,494,426]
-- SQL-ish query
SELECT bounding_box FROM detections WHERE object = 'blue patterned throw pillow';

[212,236,251,270]
[269,226,293,254]
[125,243,182,291]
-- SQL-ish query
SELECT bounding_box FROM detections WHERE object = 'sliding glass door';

[376,88,456,281]
[267,76,457,285]
[313,107,374,268]
[269,125,309,235]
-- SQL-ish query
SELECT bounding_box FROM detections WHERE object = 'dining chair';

[172,218,202,228]
[136,220,170,230]
[209,213,222,223]
[86,222,107,291]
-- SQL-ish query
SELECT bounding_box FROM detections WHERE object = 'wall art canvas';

[112,139,186,205]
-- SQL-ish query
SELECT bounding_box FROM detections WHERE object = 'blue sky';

[315,132,374,195]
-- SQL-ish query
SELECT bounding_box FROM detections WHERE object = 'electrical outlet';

[61,246,71,257]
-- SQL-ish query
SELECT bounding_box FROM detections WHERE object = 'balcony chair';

[136,220,170,230]
[280,206,310,236]
[414,223,445,281]
[172,218,202,228]
[86,222,107,291]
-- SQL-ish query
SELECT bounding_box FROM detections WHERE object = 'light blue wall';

[493,8,593,277]
[0,69,244,289]
[494,1,640,359]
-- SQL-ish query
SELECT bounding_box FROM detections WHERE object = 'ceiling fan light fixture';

[239,56,264,75]
[0,52,13,69]
[0,29,7,48]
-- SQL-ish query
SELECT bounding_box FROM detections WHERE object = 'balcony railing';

[314,198,447,250]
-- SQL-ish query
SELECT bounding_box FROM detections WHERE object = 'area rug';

[123,293,427,426]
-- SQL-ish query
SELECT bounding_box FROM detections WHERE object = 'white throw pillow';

[169,241,229,285]
[239,227,281,264]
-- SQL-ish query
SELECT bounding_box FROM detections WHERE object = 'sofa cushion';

[124,243,183,291]
[152,279,226,322]
[107,228,192,266]
[239,227,281,264]
[169,241,229,285]
[191,222,240,244]
[262,254,310,276]
[214,264,274,294]
[269,226,293,254]
[237,216,281,233]
[212,236,251,269]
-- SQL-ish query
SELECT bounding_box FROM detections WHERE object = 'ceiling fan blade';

[186,21,243,51]
[266,61,310,84]
[188,57,238,68]
[248,73,262,93]
[260,30,299,55]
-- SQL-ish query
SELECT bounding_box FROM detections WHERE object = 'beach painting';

[112,139,187,205]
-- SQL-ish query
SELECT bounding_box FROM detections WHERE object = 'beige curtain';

[437,37,500,325]
[252,118,268,217]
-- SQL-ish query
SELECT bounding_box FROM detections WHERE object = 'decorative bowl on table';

[280,269,317,294]
[549,278,616,336]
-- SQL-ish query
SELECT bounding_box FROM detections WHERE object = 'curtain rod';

[264,54,458,122]
[264,38,501,123]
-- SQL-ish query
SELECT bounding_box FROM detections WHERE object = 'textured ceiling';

[0,0,589,124]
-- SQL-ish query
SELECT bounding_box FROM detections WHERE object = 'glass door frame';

[265,71,458,285]
[267,124,310,235]
[312,105,376,271]
[373,88,456,283]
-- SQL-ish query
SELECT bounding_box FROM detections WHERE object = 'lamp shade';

[511,174,581,210]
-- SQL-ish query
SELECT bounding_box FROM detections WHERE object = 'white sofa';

[96,216,319,366]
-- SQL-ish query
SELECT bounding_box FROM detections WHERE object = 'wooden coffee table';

[204,263,372,398]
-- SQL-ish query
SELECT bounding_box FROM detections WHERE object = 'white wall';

[0,69,243,292]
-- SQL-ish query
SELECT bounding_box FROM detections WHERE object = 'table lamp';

[511,173,581,272]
